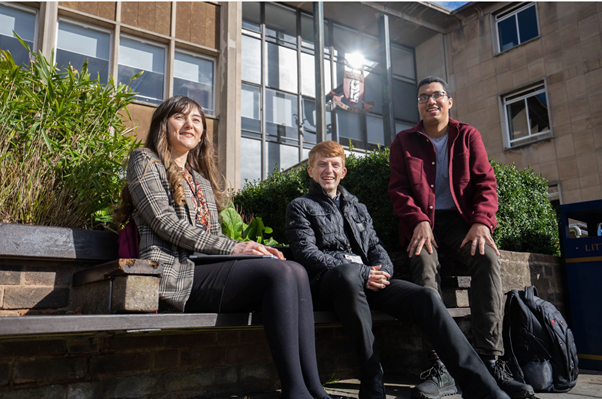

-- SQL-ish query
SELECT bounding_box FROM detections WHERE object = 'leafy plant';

[491,160,559,256]
[220,207,281,246]
[0,36,141,229]
[233,148,559,256]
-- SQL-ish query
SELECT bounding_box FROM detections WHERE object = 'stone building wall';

[447,2,602,204]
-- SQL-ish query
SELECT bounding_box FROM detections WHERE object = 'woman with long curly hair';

[118,96,330,399]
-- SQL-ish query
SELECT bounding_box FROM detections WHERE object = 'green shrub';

[0,40,140,229]
[233,148,559,256]
[491,160,559,256]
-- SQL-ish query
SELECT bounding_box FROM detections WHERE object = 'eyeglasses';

[417,92,448,104]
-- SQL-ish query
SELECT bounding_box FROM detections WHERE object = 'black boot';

[485,359,534,399]
[359,365,386,399]
[411,360,458,399]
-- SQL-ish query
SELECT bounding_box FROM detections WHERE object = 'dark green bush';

[233,149,559,256]
[491,160,559,256]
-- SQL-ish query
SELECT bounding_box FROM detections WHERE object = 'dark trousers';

[311,263,501,399]
[409,210,504,356]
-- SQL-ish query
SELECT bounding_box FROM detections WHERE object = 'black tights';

[190,259,326,399]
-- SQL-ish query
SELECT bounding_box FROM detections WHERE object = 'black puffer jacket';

[286,180,393,284]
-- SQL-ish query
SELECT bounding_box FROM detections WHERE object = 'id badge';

[344,254,363,263]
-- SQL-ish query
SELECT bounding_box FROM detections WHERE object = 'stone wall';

[0,320,476,398]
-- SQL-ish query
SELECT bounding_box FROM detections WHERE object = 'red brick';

[239,330,266,345]
[90,353,151,375]
[162,369,216,392]
[108,334,165,351]
[0,384,66,397]
[101,373,159,398]
[24,271,57,286]
[0,363,9,386]
[0,339,65,357]
[180,346,227,368]
[24,267,72,287]
[0,270,21,285]
[164,332,216,348]
[66,337,102,354]
[215,366,238,385]
[3,287,69,309]
[13,357,87,384]
[226,344,272,365]
[216,330,240,346]
[152,350,179,370]
[239,363,278,384]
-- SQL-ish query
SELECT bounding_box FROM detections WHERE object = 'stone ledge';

[0,223,117,262]
[0,308,471,339]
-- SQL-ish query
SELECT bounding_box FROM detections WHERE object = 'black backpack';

[503,286,578,392]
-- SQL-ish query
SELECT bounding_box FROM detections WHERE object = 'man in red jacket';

[388,76,533,399]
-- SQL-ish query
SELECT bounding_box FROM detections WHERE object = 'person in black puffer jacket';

[286,141,510,399]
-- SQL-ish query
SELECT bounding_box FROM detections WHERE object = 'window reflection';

[56,22,111,83]
[241,138,262,187]
[303,98,332,143]
[242,35,261,84]
[267,142,299,176]
[173,52,214,115]
[266,89,298,140]
[0,4,36,66]
[118,37,165,104]
[266,42,297,93]
[265,3,297,43]
[242,2,261,32]
[241,84,261,132]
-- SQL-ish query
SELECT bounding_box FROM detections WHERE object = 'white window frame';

[548,182,562,205]
[501,81,552,149]
[173,48,217,116]
[117,33,168,104]
[494,2,540,54]
[55,17,113,81]
[0,2,39,54]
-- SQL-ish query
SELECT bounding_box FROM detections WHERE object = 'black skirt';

[184,260,237,313]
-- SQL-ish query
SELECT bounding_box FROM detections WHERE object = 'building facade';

[1,1,600,204]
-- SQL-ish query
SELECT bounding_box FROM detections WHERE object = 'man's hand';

[366,265,391,292]
[408,221,437,258]
[460,223,500,256]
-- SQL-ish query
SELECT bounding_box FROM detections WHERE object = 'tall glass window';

[118,36,165,105]
[56,21,111,83]
[241,3,418,185]
[0,3,36,66]
[173,51,215,115]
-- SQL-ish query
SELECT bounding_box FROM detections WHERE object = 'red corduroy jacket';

[388,118,498,246]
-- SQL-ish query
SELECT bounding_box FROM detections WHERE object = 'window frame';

[55,17,113,82]
[0,2,39,55]
[117,33,168,105]
[500,80,552,150]
[173,47,217,116]
[494,2,540,54]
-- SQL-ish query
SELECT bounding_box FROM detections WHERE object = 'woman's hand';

[232,241,285,260]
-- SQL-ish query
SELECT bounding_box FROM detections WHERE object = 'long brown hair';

[115,96,226,225]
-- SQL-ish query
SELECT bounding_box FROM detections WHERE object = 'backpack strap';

[524,285,539,308]
[503,289,526,382]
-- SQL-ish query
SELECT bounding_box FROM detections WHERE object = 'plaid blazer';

[127,149,237,311]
